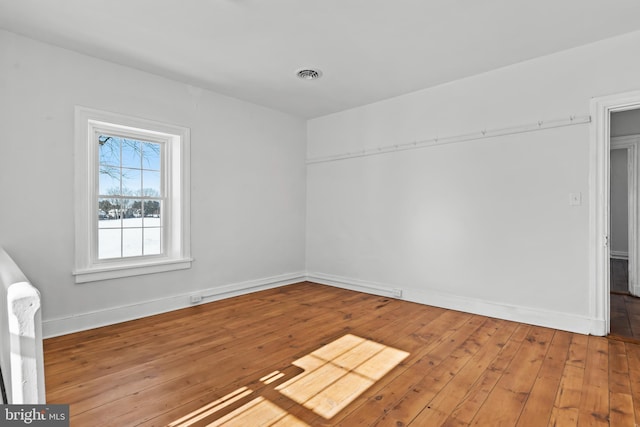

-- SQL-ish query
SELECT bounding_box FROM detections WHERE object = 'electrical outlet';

[190,295,202,304]
[392,288,403,298]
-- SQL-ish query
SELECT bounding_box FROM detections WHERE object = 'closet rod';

[307,114,591,165]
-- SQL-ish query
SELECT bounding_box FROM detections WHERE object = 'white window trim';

[74,106,191,283]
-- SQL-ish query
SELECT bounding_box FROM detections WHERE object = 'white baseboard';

[307,272,599,335]
[610,250,629,260]
[42,271,306,338]
[43,270,603,338]
[306,272,400,298]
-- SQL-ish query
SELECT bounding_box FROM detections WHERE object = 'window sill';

[73,258,193,283]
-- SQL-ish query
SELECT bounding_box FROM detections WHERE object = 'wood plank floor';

[609,257,640,341]
[611,293,640,342]
[44,282,640,426]
[611,259,629,294]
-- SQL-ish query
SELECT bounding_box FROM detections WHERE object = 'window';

[74,107,191,283]
[97,134,163,259]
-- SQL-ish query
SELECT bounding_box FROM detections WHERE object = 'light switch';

[569,192,582,206]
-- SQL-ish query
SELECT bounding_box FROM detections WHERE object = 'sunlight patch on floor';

[207,397,309,427]
[276,334,409,419]
[168,387,254,427]
[170,334,409,426]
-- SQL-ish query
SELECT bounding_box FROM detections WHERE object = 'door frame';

[590,90,640,336]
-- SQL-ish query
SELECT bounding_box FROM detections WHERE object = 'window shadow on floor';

[169,334,409,426]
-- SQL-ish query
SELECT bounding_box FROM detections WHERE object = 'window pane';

[142,170,161,196]
[121,138,142,169]
[123,228,143,257]
[99,229,121,259]
[123,217,143,228]
[143,201,161,226]
[142,142,161,170]
[118,198,132,217]
[98,199,122,228]
[130,199,144,218]
[99,169,121,195]
[144,228,162,255]
[121,168,141,196]
[123,200,143,228]
[98,135,120,167]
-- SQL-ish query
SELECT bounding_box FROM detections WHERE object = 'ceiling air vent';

[296,69,322,80]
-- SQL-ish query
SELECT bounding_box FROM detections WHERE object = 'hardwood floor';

[611,293,640,342]
[609,257,640,341]
[611,259,629,294]
[44,282,640,426]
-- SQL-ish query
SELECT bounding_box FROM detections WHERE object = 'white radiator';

[0,247,45,404]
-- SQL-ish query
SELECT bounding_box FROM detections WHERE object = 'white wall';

[0,30,307,337]
[610,149,628,256]
[5,26,640,338]
[307,30,640,334]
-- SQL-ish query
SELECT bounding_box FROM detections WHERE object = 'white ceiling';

[1,1,640,119]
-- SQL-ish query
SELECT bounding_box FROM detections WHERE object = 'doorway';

[609,112,640,340]
[610,131,640,296]
[590,90,640,337]
[609,146,629,293]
